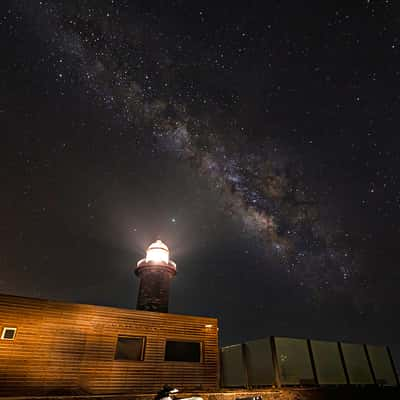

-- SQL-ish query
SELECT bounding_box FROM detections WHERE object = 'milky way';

[14,0,364,305]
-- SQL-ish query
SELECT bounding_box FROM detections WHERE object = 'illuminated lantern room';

[137,239,177,269]
[145,240,170,264]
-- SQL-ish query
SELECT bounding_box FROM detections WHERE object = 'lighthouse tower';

[135,240,177,313]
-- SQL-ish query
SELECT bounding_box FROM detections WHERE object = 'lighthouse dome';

[145,239,170,264]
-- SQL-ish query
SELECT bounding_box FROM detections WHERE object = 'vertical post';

[363,344,377,385]
[242,343,250,389]
[307,339,319,386]
[217,326,222,389]
[270,336,281,388]
[338,342,350,385]
[387,346,400,386]
[219,348,224,388]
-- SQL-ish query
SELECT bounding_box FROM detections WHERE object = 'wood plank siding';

[0,293,219,396]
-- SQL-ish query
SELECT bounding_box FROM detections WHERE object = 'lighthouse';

[135,240,177,313]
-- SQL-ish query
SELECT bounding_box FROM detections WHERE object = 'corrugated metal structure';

[0,293,219,396]
[221,336,399,388]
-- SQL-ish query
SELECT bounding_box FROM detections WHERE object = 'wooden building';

[0,293,219,396]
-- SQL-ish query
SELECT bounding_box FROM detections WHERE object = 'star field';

[1,0,400,364]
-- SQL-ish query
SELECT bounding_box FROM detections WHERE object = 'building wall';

[221,337,399,388]
[0,294,219,396]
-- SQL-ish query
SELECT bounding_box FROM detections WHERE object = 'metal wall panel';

[367,345,397,386]
[310,340,347,385]
[341,343,374,384]
[244,338,274,386]
[220,337,398,389]
[221,344,247,387]
[0,293,219,396]
[275,337,315,385]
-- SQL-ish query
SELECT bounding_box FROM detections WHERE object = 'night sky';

[1,0,400,365]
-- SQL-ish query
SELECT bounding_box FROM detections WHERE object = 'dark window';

[1,327,17,340]
[115,337,145,361]
[165,340,201,362]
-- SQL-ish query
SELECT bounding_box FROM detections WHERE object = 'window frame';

[114,335,146,361]
[164,339,203,363]
[1,327,17,341]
